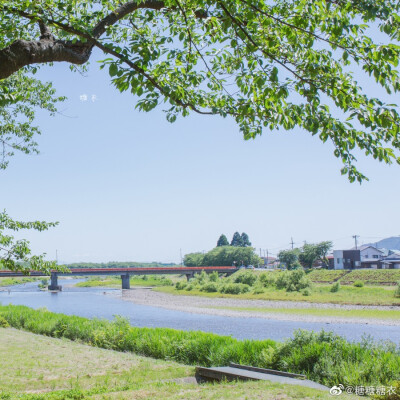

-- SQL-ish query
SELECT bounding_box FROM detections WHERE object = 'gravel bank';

[119,288,400,326]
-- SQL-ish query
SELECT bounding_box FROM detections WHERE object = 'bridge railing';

[1,266,239,290]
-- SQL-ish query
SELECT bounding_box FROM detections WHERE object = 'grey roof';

[351,245,383,253]
[382,253,400,261]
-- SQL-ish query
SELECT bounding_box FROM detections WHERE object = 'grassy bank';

[0,277,40,287]
[0,329,348,400]
[158,284,399,305]
[0,304,399,388]
[75,275,174,288]
[289,269,400,285]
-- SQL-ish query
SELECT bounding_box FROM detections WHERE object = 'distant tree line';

[217,232,252,247]
[184,246,261,267]
[65,262,179,269]
[278,241,333,269]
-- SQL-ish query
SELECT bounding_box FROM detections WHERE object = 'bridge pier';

[48,272,62,291]
[185,273,194,282]
[121,274,130,289]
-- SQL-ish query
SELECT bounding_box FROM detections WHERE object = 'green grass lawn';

[0,277,40,287]
[0,328,345,400]
[340,269,400,285]
[75,275,175,288]
[260,269,400,285]
[157,284,400,305]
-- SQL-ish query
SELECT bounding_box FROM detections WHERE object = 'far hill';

[365,236,400,251]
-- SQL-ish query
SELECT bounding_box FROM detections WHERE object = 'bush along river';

[0,279,399,343]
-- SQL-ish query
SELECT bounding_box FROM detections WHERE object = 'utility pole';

[266,249,269,267]
[260,248,262,257]
[56,249,58,265]
[352,235,359,249]
[290,237,294,249]
[180,248,183,266]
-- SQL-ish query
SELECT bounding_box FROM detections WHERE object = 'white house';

[333,245,384,269]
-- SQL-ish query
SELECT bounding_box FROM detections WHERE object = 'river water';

[0,279,399,343]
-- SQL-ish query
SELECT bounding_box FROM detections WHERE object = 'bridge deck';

[0,266,238,277]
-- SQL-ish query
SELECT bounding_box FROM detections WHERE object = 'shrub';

[221,283,250,294]
[185,284,194,291]
[275,269,312,292]
[395,281,400,298]
[193,270,209,285]
[330,282,341,293]
[271,330,400,388]
[258,272,276,287]
[374,380,400,400]
[252,285,265,295]
[200,282,219,293]
[354,280,364,287]
[233,271,257,286]
[0,316,9,328]
[302,289,311,296]
[175,281,187,290]
[209,271,219,282]
[38,278,49,289]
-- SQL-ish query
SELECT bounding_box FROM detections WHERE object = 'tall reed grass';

[0,304,399,387]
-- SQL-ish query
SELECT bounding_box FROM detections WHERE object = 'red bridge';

[0,266,238,291]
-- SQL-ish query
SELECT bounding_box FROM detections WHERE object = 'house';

[333,245,384,269]
[381,251,400,269]
[260,256,276,267]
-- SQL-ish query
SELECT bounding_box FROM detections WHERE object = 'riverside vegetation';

[75,275,174,288]
[0,304,399,391]
[0,329,357,400]
[0,277,41,287]
[166,269,400,305]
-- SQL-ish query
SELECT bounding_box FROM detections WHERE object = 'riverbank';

[0,328,349,399]
[0,276,41,287]
[75,274,174,288]
[160,281,400,306]
[1,304,399,390]
[121,288,400,326]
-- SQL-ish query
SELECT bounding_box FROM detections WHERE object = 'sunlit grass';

[157,284,400,305]
[0,277,41,287]
[75,275,174,288]
[0,330,354,400]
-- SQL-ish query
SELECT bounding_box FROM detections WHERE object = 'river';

[0,279,399,343]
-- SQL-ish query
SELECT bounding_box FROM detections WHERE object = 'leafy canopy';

[0,1,400,182]
[230,231,243,247]
[2,0,400,271]
[216,234,229,247]
[0,72,65,272]
[0,211,67,273]
[278,241,333,269]
[184,245,261,266]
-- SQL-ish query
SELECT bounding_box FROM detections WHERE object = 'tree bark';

[0,38,92,80]
[0,0,206,80]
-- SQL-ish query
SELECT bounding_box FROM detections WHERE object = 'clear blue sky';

[2,49,399,264]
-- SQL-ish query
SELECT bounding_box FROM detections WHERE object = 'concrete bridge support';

[48,272,62,291]
[121,274,130,289]
[185,273,194,282]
